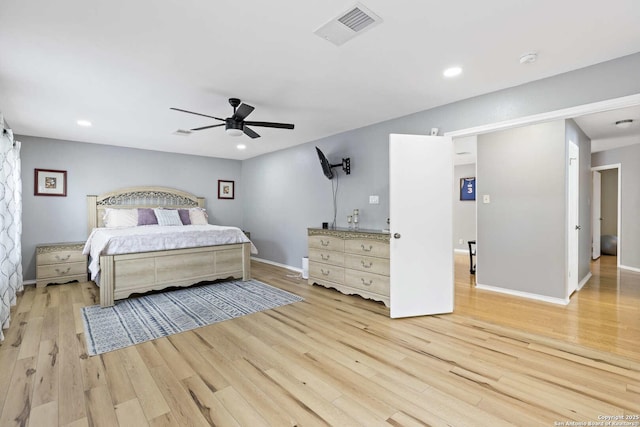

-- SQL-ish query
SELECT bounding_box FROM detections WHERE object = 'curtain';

[0,121,23,342]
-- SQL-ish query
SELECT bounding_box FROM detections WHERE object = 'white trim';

[591,163,622,269]
[454,248,469,254]
[475,283,569,305]
[577,272,592,291]
[620,265,640,273]
[445,93,640,138]
[251,256,302,273]
[22,279,36,286]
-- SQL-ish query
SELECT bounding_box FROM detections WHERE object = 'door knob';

[393,233,401,239]
[575,225,581,230]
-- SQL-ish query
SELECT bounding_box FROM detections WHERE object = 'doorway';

[592,164,621,268]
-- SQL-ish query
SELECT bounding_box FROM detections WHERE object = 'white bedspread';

[83,225,257,280]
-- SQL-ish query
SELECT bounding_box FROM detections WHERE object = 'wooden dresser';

[308,228,390,307]
[36,242,87,288]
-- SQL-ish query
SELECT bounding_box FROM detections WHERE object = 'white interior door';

[592,170,602,259]
[567,141,580,297]
[389,134,454,318]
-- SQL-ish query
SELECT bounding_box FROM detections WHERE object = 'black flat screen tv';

[316,147,334,179]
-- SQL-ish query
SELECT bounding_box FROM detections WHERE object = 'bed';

[85,186,255,307]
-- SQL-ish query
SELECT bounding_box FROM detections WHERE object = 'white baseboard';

[454,248,470,254]
[620,264,640,273]
[22,279,36,286]
[251,257,302,273]
[577,272,592,290]
[475,283,569,305]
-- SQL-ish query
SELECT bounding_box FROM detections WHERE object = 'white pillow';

[189,207,209,225]
[103,208,138,228]
[153,208,183,226]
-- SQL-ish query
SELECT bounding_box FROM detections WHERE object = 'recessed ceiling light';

[615,119,633,129]
[236,144,247,150]
[443,66,462,78]
[77,119,92,127]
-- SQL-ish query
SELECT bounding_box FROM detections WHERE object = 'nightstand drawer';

[37,261,87,280]
[309,248,344,267]
[37,250,86,266]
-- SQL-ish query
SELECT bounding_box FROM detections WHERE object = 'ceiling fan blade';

[170,107,224,121]
[243,126,260,139]
[244,121,294,129]
[232,103,255,121]
[190,123,225,131]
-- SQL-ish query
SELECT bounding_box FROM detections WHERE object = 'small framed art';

[460,177,475,201]
[218,180,235,199]
[35,168,67,197]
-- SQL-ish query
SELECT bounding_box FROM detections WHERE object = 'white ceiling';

[1,0,640,160]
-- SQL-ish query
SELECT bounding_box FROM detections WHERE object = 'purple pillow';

[137,208,158,225]
[178,209,191,225]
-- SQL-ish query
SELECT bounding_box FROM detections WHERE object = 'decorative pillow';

[189,207,209,225]
[103,208,138,228]
[153,208,183,226]
[178,209,191,225]
[137,208,158,226]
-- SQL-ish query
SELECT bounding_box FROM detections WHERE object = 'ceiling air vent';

[314,2,382,46]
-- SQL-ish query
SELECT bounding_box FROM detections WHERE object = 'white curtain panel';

[0,125,23,342]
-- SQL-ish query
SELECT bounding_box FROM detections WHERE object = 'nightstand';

[36,242,88,288]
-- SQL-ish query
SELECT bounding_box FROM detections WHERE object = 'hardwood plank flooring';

[1,254,638,426]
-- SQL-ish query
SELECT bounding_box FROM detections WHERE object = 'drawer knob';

[321,269,330,276]
[55,267,71,275]
[321,254,330,261]
[360,278,373,286]
[320,239,330,247]
[361,244,373,252]
[361,260,373,269]
[55,254,71,261]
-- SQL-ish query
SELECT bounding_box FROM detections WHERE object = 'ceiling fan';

[171,98,294,139]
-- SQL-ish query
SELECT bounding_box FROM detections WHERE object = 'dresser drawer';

[309,248,344,267]
[37,261,87,280]
[344,253,389,276]
[37,250,85,266]
[309,261,344,285]
[309,235,344,252]
[344,269,389,296]
[344,239,389,258]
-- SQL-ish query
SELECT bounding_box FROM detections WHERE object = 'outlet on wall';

[369,195,379,204]
[458,239,463,244]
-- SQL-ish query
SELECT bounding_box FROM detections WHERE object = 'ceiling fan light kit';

[171,98,294,139]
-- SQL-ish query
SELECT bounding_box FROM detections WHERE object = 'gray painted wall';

[242,52,640,271]
[476,121,566,299]
[20,136,243,280]
[600,168,618,236]
[454,164,477,251]
[592,143,640,269]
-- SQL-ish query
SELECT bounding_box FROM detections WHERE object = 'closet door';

[389,134,454,318]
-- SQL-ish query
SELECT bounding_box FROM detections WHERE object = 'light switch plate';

[483,195,491,204]
[369,195,379,204]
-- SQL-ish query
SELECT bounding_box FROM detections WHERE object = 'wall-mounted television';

[315,147,351,180]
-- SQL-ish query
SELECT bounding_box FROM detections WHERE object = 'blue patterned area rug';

[81,279,303,356]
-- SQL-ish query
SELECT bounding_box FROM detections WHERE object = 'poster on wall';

[460,177,475,201]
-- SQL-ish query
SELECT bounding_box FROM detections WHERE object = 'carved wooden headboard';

[87,186,205,235]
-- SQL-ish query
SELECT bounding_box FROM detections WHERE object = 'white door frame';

[592,163,622,268]
[567,140,580,298]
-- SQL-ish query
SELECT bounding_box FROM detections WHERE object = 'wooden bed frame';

[87,186,251,307]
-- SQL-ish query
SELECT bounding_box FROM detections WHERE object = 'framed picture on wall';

[460,177,475,201]
[218,180,235,199]
[34,168,67,196]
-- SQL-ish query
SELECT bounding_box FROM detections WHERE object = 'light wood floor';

[1,254,638,426]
